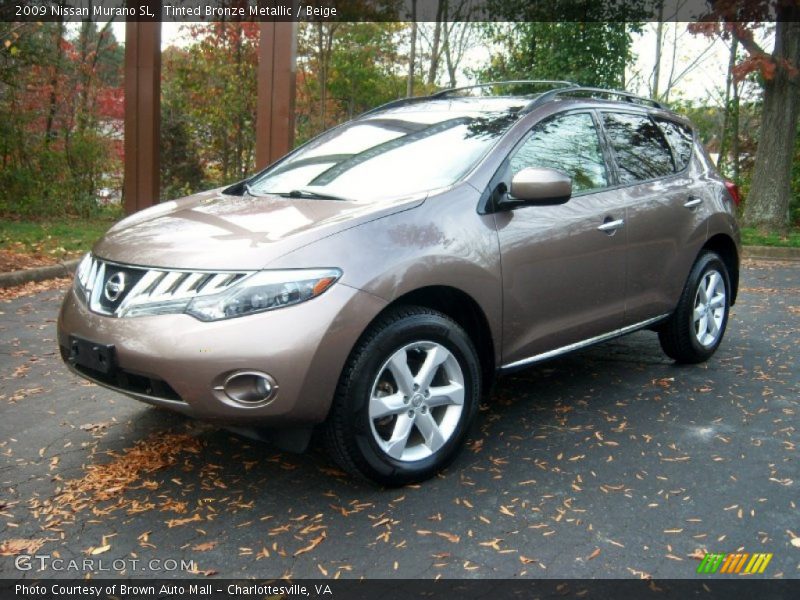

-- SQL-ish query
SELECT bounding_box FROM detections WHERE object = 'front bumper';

[57,283,386,424]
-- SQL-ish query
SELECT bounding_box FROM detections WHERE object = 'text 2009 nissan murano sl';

[59,82,741,485]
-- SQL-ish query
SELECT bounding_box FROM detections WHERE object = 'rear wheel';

[324,306,480,486]
[659,251,730,364]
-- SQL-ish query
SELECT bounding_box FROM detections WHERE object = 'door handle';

[684,197,703,208]
[597,218,625,233]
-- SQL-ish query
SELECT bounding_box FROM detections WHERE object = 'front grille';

[76,256,252,318]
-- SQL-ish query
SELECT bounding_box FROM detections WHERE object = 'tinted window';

[602,112,675,184]
[510,112,608,192]
[248,107,523,202]
[656,119,694,171]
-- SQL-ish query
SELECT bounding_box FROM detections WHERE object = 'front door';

[495,111,627,368]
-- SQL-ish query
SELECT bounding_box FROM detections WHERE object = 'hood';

[93,188,425,270]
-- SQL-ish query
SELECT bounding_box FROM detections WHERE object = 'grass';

[0,215,120,260]
[740,226,800,249]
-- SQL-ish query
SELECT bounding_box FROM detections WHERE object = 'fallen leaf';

[166,513,203,528]
[192,541,218,552]
[0,539,45,556]
[294,531,326,557]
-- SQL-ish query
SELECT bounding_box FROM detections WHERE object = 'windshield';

[247,105,523,202]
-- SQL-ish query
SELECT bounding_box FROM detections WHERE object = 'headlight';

[185,268,342,321]
[73,253,93,302]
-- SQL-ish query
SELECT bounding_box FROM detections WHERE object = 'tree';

[295,22,407,143]
[643,21,720,103]
[480,22,638,88]
[692,3,800,231]
[415,1,480,89]
[407,0,417,96]
[161,23,260,186]
[0,21,123,217]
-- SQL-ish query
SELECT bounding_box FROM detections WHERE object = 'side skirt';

[499,313,672,373]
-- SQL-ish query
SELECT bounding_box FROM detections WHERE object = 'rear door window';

[655,118,694,171]
[601,112,675,184]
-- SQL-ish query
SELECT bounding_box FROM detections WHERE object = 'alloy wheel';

[692,269,726,347]
[368,341,465,462]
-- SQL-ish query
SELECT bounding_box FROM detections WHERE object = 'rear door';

[495,111,627,368]
[598,111,708,325]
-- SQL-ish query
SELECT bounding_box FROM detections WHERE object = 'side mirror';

[501,167,572,209]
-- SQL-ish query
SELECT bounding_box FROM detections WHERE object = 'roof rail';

[559,87,666,109]
[432,80,579,98]
[358,82,665,120]
[524,86,666,113]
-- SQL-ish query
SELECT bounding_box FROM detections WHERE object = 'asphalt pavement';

[0,260,798,580]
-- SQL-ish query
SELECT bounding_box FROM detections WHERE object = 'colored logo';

[696,552,772,575]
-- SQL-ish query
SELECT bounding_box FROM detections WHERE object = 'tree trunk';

[407,1,417,97]
[731,49,740,182]
[45,17,65,147]
[718,36,737,173]
[652,4,663,99]
[742,18,800,231]
[406,0,417,98]
[427,0,444,86]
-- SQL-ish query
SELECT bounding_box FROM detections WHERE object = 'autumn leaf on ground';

[519,555,537,564]
[627,567,653,579]
[166,513,203,528]
[0,538,45,556]
[188,566,218,577]
[80,422,110,432]
[192,541,218,552]
[294,531,326,557]
[587,548,601,560]
[479,538,503,551]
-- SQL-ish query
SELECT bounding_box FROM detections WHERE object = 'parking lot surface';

[1,260,798,579]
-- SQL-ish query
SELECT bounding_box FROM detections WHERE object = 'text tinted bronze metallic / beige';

[58,82,741,485]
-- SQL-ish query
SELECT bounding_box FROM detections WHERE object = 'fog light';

[221,371,278,406]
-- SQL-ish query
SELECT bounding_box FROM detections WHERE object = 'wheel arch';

[365,286,496,396]
[701,233,740,305]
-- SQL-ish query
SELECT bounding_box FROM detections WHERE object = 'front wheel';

[324,306,481,486]
[659,251,731,364]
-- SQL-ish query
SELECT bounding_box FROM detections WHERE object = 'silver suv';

[58,82,741,485]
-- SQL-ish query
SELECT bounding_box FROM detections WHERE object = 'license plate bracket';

[68,336,116,375]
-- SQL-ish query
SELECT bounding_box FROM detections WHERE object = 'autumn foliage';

[0,22,124,218]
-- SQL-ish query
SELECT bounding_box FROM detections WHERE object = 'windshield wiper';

[282,189,351,201]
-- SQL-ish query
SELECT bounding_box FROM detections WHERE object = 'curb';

[0,259,80,289]
[742,245,800,262]
[0,244,797,289]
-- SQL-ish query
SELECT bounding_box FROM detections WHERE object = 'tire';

[659,251,731,364]
[324,305,481,486]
